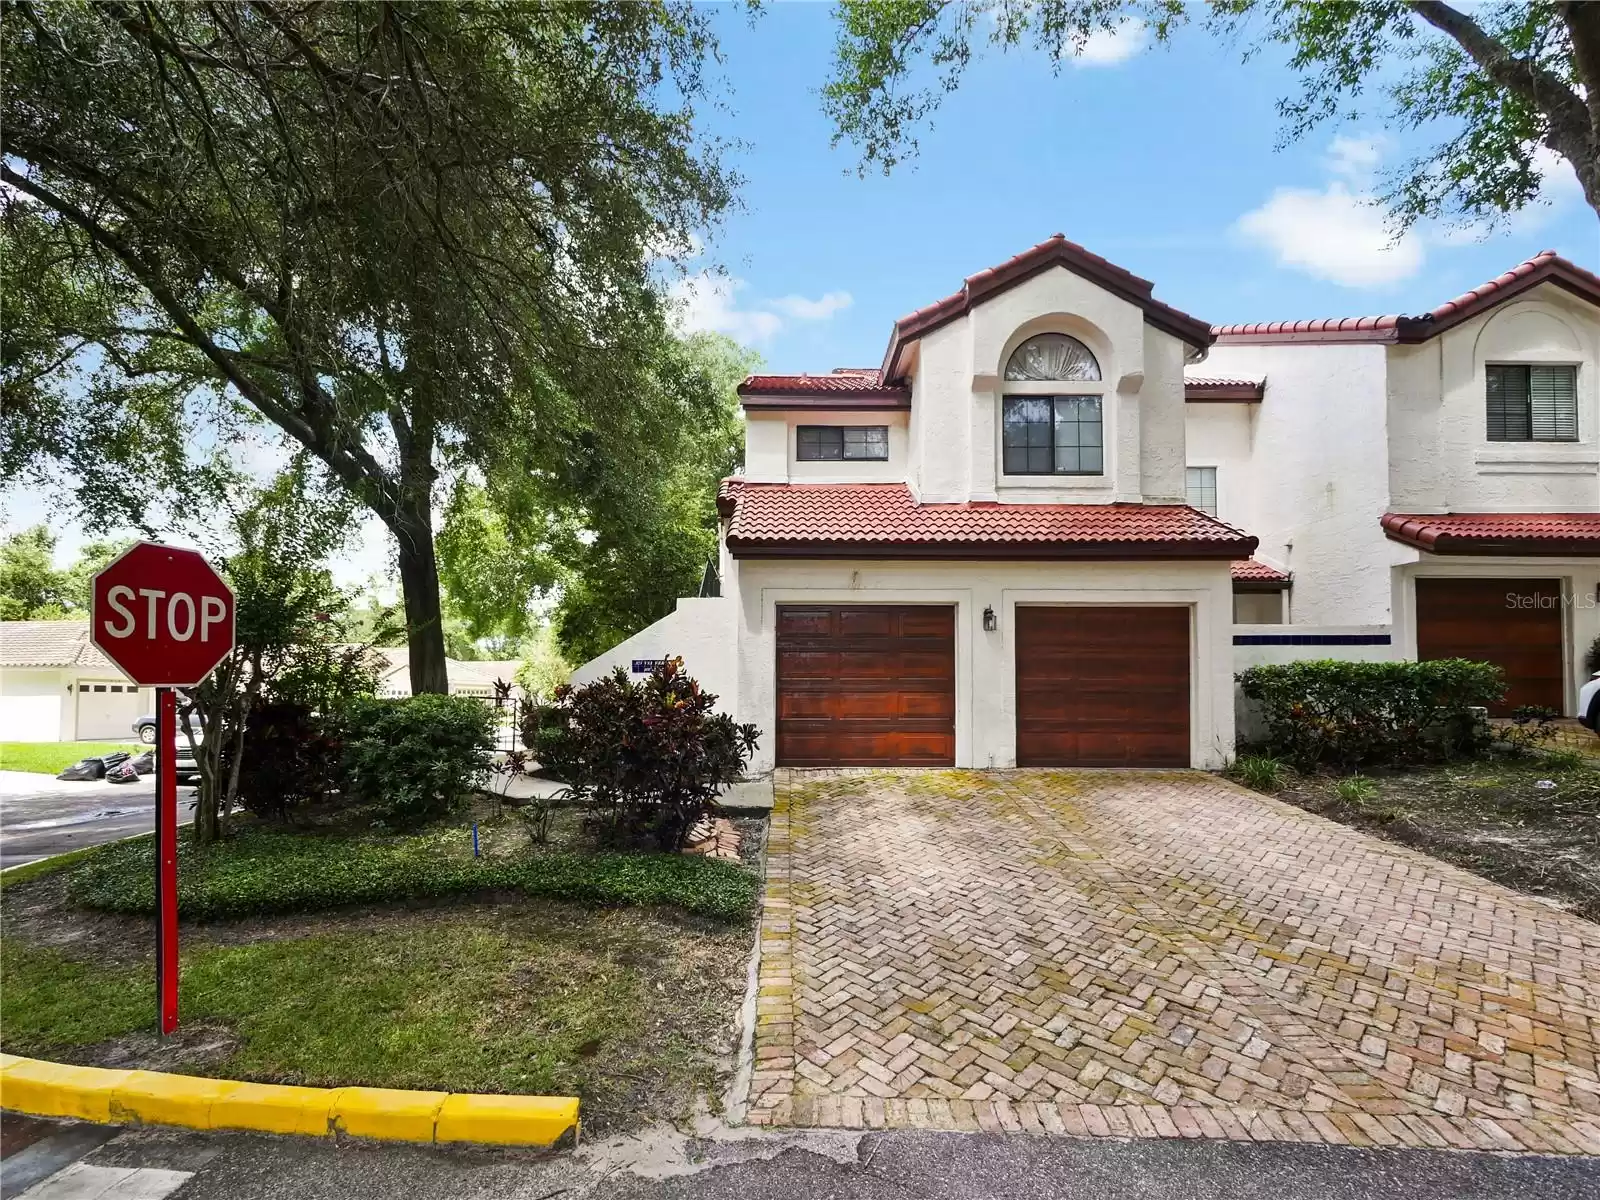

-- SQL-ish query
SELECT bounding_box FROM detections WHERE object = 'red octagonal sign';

[92,541,236,688]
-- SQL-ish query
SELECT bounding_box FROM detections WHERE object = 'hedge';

[67,829,758,923]
[1237,658,1503,771]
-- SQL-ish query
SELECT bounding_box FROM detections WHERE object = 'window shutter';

[1486,366,1531,441]
[1529,365,1578,441]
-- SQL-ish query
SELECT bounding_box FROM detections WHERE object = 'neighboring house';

[1196,249,1600,715]
[0,621,153,742]
[365,646,522,699]
[576,236,1600,772]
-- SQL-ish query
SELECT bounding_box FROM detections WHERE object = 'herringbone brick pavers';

[744,769,1600,1154]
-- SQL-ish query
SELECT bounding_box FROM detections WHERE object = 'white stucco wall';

[0,668,70,742]
[731,557,1236,774]
[1389,285,1600,513]
[741,411,910,485]
[902,265,1188,506]
[1183,402,1258,534]
[570,597,738,716]
[1201,341,1394,626]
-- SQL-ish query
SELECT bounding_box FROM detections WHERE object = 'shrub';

[1587,634,1600,678]
[1541,748,1590,772]
[1334,775,1379,805]
[230,699,343,821]
[67,829,757,922]
[1226,754,1287,792]
[1237,659,1503,771]
[340,694,496,826]
[530,658,760,850]
[1496,705,1559,756]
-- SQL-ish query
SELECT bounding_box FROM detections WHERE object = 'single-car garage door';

[1415,578,1564,714]
[776,605,955,766]
[1015,606,1190,767]
[76,679,141,741]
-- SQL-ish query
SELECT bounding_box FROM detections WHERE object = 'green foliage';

[0,527,129,621]
[825,1,1598,226]
[1496,704,1560,756]
[1238,659,1504,771]
[1226,753,1288,792]
[67,828,758,923]
[2,1,737,692]
[531,659,761,850]
[551,333,755,664]
[516,624,573,705]
[1586,634,1600,678]
[232,701,346,823]
[1334,774,1380,805]
[340,695,497,827]
[1540,748,1590,773]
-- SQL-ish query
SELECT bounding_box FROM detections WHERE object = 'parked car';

[133,711,202,744]
[1580,672,1600,733]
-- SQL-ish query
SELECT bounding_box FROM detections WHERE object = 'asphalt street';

[3,1119,1597,1200]
[0,770,195,868]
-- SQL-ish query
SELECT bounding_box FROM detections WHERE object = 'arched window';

[1004,333,1101,382]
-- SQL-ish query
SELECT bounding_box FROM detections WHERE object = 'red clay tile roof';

[1185,377,1265,401]
[1215,251,1600,344]
[1381,512,1600,556]
[1231,558,1291,583]
[717,481,1257,560]
[882,234,1215,380]
[737,368,911,409]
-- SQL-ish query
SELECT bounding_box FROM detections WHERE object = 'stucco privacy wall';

[732,558,1236,774]
[907,265,1189,505]
[1388,554,1600,715]
[1184,402,1257,535]
[570,597,738,717]
[1388,285,1600,514]
[1202,341,1394,626]
[742,411,910,485]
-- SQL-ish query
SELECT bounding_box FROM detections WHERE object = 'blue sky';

[6,2,1597,583]
[673,3,1599,375]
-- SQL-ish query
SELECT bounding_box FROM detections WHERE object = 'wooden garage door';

[1415,578,1564,714]
[776,605,955,766]
[1015,606,1190,767]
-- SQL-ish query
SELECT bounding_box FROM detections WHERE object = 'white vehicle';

[1580,671,1600,734]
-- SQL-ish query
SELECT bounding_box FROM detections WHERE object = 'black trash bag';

[129,750,155,776]
[106,758,142,784]
[53,751,131,782]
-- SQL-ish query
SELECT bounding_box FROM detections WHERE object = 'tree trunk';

[395,502,449,695]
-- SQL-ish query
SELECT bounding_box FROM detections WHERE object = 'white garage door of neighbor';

[76,680,141,741]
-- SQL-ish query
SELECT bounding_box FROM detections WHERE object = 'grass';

[1225,754,1288,792]
[1276,758,1600,921]
[68,824,759,922]
[0,904,751,1125]
[0,741,141,775]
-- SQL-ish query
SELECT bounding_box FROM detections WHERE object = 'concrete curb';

[0,1055,580,1148]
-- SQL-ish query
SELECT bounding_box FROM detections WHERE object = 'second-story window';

[796,425,889,461]
[1186,466,1218,515]
[1486,364,1578,442]
[1002,333,1105,477]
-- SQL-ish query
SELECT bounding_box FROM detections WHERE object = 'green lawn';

[1,741,142,775]
[0,905,750,1125]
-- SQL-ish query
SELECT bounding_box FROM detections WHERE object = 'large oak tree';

[2,1,734,692]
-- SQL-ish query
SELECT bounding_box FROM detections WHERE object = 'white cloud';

[668,272,851,344]
[769,291,853,321]
[1074,20,1147,67]
[1236,132,1424,288]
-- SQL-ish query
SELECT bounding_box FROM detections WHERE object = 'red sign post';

[91,542,235,1035]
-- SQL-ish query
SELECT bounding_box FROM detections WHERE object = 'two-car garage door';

[774,603,1191,768]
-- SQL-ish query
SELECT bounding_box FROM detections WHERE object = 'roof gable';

[1215,251,1600,345]
[881,234,1215,382]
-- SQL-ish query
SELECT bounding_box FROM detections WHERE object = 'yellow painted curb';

[0,1057,579,1148]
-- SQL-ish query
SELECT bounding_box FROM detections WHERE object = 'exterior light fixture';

[982,606,998,632]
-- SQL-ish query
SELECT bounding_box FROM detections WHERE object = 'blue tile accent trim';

[1233,633,1392,646]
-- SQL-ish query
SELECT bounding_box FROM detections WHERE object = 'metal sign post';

[90,541,235,1039]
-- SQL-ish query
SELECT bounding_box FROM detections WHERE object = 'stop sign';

[91,541,236,687]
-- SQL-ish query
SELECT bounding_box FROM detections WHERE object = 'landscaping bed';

[1269,757,1600,922]
[0,801,767,1132]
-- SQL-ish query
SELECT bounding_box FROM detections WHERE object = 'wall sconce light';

[982,605,998,632]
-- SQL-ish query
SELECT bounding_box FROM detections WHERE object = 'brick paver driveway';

[746,770,1600,1154]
